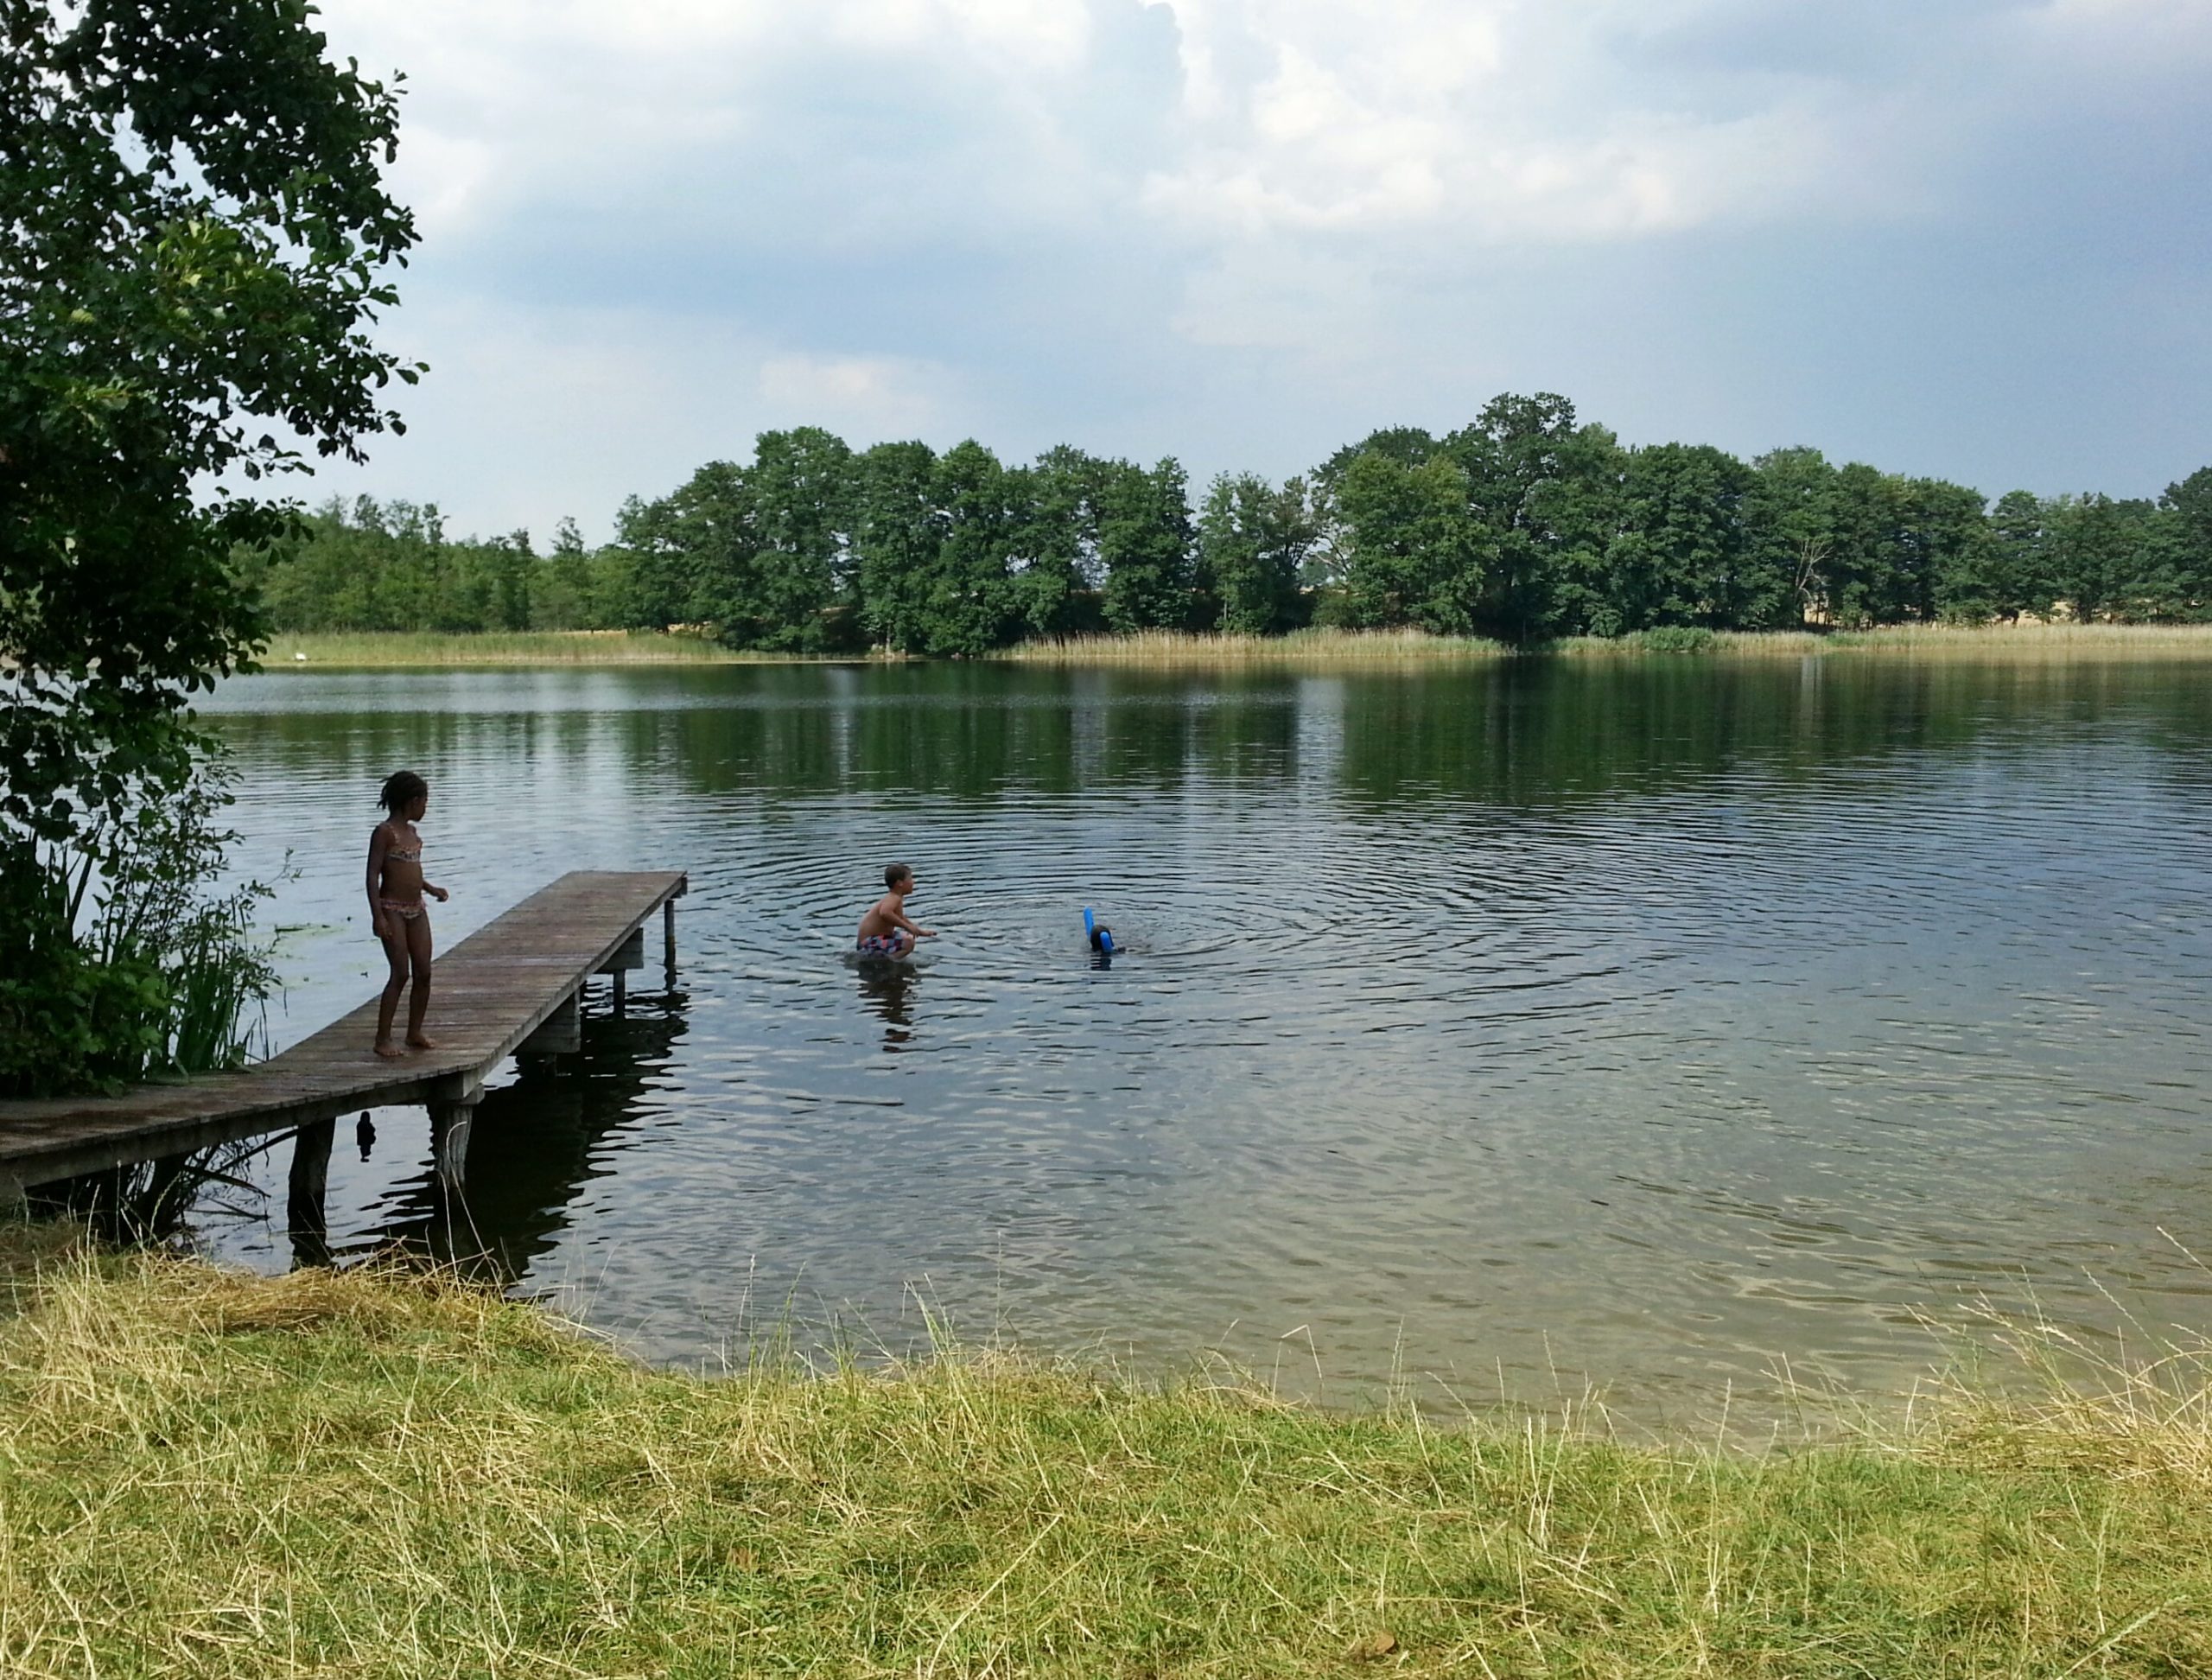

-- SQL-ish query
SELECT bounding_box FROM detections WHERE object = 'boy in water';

[856,862,935,958]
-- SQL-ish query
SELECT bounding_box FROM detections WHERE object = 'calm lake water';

[175,657,2212,1418]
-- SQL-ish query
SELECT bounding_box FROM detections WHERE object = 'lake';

[175,656,2212,1419]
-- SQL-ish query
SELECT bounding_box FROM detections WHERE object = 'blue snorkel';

[1084,907,1116,958]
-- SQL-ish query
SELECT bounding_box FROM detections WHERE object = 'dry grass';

[4,1235,2211,1677]
[253,623,2212,672]
[257,631,849,667]
[999,629,1512,666]
[1554,622,2212,660]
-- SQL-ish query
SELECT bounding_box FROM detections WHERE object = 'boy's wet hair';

[885,862,912,889]
[378,770,429,813]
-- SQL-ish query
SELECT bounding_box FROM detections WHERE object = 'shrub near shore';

[3,1235,2208,1677]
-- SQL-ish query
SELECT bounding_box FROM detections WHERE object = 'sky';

[304,0,2212,543]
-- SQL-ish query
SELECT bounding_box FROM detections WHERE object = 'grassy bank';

[256,624,2212,670]
[3,1234,2209,1676]
[1000,628,1513,666]
[1554,622,2212,661]
[260,630,820,666]
[1019,623,2212,666]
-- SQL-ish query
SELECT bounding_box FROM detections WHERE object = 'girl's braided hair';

[378,770,429,813]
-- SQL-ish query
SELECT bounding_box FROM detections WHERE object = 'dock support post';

[601,925,645,1016]
[430,1103,475,1185]
[518,992,582,1073]
[287,1117,335,1268]
[429,1079,481,1187]
[664,897,677,986]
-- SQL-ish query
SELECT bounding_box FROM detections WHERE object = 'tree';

[927,441,1020,654]
[1332,451,1484,633]
[2,0,418,1091]
[1443,392,1592,641]
[1098,457,1197,633]
[1198,472,1314,636]
[1600,444,1751,633]
[2044,493,2139,624]
[535,516,596,630]
[2161,467,2212,614]
[1982,490,2053,620]
[740,426,855,652]
[1744,448,1839,627]
[850,441,943,653]
[1015,445,1105,640]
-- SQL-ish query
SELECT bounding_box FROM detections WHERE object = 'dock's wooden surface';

[0,870,686,1195]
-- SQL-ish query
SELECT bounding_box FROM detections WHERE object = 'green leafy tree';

[1015,445,1106,639]
[1982,490,2054,620]
[850,441,944,653]
[1599,444,1751,633]
[1743,448,1839,627]
[2,0,417,1091]
[607,493,695,630]
[1198,472,1314,635]
[1098,457,1197,632]
[534,516,594,629]
[2160,467,2212,614]
[2025,492,2187,623]
[1443,392,1594,641]
[927,441,1020,654]
[1332,451,1484,633]
[740,426,855,651]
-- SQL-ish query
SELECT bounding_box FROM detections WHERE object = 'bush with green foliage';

[3,0,415,1091]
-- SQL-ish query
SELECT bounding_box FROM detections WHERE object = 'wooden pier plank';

[0,869,686,1194]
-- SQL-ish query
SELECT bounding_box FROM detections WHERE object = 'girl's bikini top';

[383,824,422,863]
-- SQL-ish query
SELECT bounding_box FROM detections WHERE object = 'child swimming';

[366,770,450,1058]
[855,862,935,958]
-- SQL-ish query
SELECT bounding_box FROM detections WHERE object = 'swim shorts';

[856,933,906,956]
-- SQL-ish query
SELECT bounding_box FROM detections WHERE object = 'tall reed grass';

[1554,622,2212,660]
[266,630,833,666]
[999,627,1513,665]
[3,1238,2209,1677]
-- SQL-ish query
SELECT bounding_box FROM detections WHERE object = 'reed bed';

[1554,622,2212,660]
[3,1236,2209,1677]
[999,628,1513,665]
[257,624,2212,671]
[261,631,799,667]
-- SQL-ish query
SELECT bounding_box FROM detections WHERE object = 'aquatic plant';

[0,759,276,1097]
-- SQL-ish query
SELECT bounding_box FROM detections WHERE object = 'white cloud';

[757,353,952,436]
[289,0,2212,531]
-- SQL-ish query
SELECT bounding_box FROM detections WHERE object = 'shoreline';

[5,1230,2208,1675]
[255,623,2212,671]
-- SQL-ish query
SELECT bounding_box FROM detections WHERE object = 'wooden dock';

[0,870,687,1201]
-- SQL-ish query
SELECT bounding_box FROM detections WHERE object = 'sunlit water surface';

[166,658,2212,1419]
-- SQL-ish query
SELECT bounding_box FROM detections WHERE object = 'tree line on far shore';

[243,395,2212,653]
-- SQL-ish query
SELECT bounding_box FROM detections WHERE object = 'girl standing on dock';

[367,771,449,1058]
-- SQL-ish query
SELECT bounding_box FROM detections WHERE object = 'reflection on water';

[151,657,2212,1418]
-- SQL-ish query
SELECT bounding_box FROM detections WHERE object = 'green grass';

[3,1235,2210,1676]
